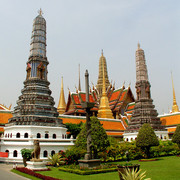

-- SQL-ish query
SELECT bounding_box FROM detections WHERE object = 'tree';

[172,125,180,148]
[75,116,110,158]
[21,148,33,167]
[65,122,83,139]
[136,123,159,158]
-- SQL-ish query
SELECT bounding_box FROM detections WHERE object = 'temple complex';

[0,11,179,149]
[63,52,135,119]
[0,10,74,163]
[124,43,168,141]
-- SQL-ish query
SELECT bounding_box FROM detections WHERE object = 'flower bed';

[16,167,61,180]
[58,163,117,175]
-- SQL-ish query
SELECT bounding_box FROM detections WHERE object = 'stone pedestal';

[26,160,48,170]
[78,159,101,169]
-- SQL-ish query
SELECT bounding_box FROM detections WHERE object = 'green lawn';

[14,156,180,180]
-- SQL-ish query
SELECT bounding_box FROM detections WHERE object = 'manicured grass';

[11,169,41,180]
[13,156,180,180]
[38,156,180,180]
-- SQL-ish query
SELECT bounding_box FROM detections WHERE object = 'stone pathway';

[0,163,29,180]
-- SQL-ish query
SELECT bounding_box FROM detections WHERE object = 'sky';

[0,0,180,115]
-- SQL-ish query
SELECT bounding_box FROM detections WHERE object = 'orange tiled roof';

[79,93,95,103]
[167,127,176,133]
[106,132,123,136]
[160,113,180,126]
[119,89,127,101]
[109,89,122,102]
[60,116,125,131]
[0,112,12,124]
[71,93,81,104]
[100,120,125,131]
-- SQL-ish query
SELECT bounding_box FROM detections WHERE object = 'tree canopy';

[65,122,83,139]
[172,125,180,148]
[136,123,159,158]
[75,116,110,158]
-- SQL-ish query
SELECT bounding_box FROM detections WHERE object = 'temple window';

[43,150,48,157]
[37,133,41,138]
[16,133,20,138]
[8,134,9,138]
[51,150,55,156]
[131,138,133,141]
[45,133,49,139]
[5,134,7,138]
[62,134,64,139]
[126,138,129,142]
[10,133,12,138]
[24,133,28,138]
[52,134,56,139]
[13,150,18,157]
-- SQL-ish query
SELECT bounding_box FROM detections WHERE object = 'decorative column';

[78,70,101,168]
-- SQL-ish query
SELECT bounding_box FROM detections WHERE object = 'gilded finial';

[101,49,104,56]
[137,42,140,49]
[38,8,43,16]
[171,72,179,113]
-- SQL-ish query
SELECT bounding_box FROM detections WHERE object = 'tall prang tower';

[96,50,110,96]
[124,44,167,140]
[8,10,63,127]
[1,10,74,163]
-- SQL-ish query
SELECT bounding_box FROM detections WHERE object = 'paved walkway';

[0,163,29,180]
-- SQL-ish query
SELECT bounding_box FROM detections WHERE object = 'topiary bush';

[136,123,159,158]
[172,125,180,148]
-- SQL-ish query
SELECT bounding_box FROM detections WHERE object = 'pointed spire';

[98,61,113,119]
[136,43,148,82]
[96,50,110,97]
[57,77,66,114]
[38,8,43,16]
[101,49,104,56]
[137,42,140,49]
[171,72,179,113]
[78,64,81,91]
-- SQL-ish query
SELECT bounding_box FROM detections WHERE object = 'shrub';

[172,125,180,148]
[136,123,159,158]
[48,153,62,167]
[65,146,86,165]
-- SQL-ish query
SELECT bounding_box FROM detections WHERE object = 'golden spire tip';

[137,42,140,49]
[38,8,43,16]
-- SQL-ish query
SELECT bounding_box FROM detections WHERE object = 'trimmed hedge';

[58,167,117,175]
